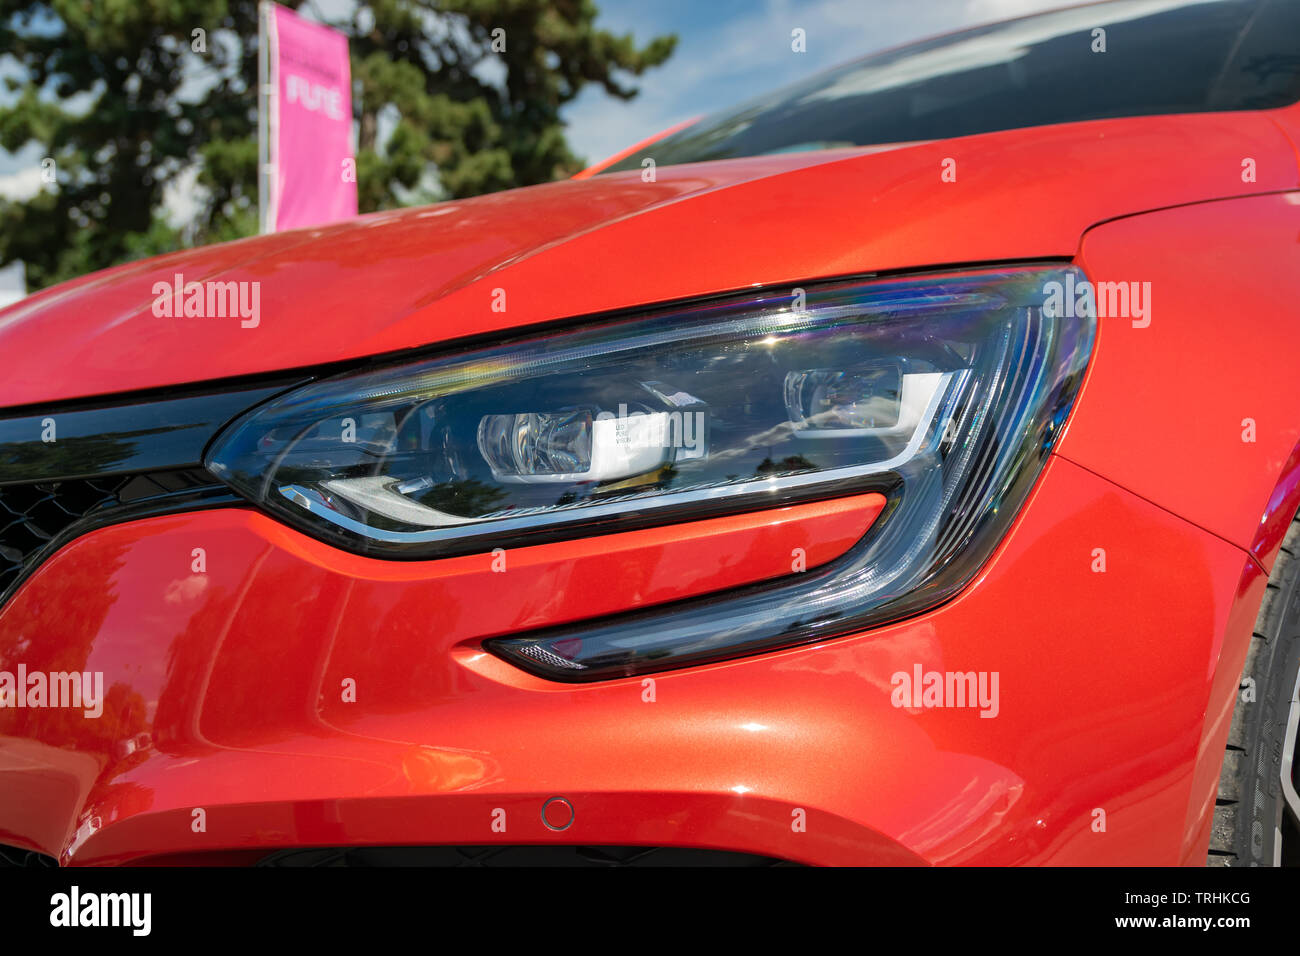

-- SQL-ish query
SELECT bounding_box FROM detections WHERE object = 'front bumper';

[0,451,1261,865]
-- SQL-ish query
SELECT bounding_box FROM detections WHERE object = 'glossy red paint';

[2,81,1300,866]
[0,455,1263,865]
[0,111,1295,408]
[1058,191,1300,572]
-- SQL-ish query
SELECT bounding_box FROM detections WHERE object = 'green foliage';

[0,0,675,290]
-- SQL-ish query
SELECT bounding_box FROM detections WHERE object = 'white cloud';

[0,260,25,306]
[0,164,45,202]
[162,164,204,229]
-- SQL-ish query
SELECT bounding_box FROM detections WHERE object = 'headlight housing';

[207,265,1093,678]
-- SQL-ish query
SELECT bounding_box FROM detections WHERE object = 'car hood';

[2,110,1295,408]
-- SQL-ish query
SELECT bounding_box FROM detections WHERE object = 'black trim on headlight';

[0,381,300,486]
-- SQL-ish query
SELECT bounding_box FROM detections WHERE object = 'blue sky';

[0,0,1064,296]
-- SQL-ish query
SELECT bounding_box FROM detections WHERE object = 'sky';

[0,0,1067,299]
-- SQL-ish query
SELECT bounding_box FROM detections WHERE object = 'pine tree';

[0,0,675,290]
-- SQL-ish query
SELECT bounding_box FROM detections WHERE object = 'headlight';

[207,265,1093,679]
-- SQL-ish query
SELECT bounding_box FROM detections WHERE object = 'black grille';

[0,469,216,598]
[0,845,56,867]
[257,845,794,867]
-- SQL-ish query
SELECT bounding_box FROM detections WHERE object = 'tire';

[1209,516,1300,866]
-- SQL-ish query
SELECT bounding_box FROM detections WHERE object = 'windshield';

[603,0,1300,173]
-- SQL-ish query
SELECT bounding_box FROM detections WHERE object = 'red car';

[2,0,1299,868]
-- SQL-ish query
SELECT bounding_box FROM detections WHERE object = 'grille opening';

[0,469,216,598]
[0,844,56,868]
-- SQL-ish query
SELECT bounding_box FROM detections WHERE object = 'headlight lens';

[207,265,1093,678]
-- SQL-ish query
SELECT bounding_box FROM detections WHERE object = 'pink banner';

[267,3,357,231]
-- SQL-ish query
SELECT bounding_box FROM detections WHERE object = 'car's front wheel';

[1210,516,1300,865]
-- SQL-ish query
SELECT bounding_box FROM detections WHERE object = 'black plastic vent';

[0,844,56,867]
[0,469,215,599]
